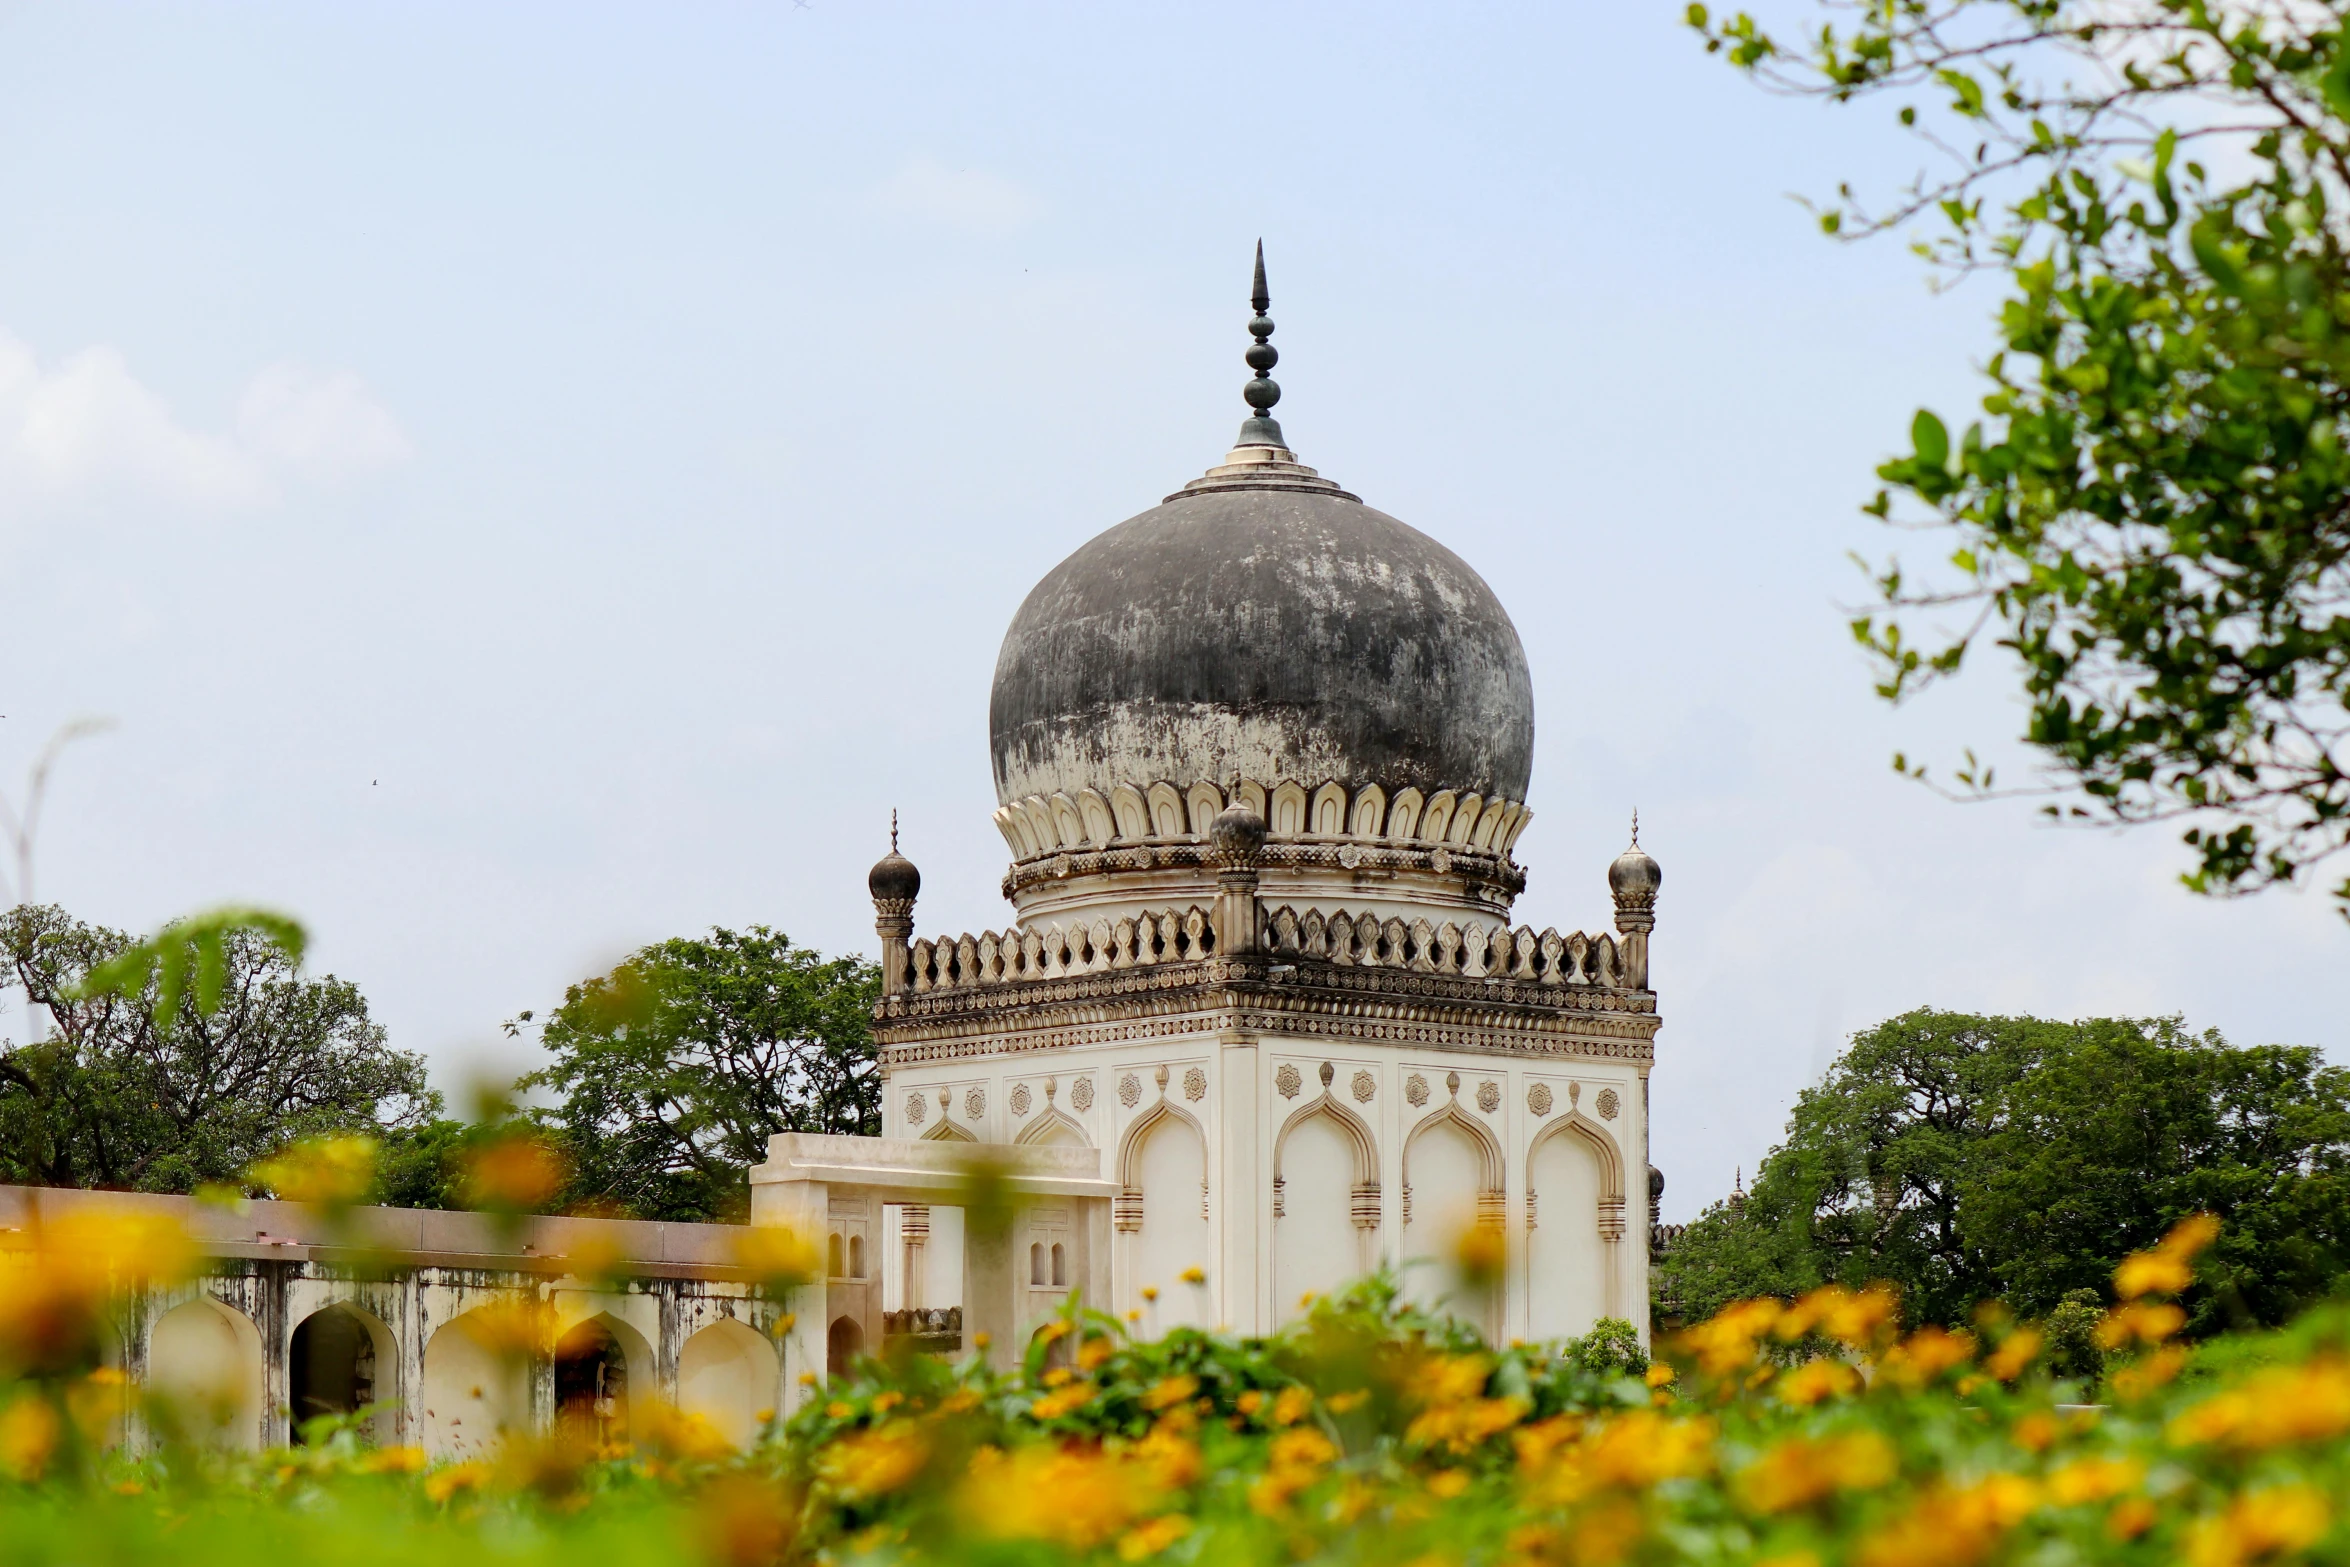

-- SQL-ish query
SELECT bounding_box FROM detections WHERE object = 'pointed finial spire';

[1237,240,1286,449]
[1630,808,1640,847]
[891,808,899,853]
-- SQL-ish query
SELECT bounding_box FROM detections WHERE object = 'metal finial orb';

[1240,244,1284,432]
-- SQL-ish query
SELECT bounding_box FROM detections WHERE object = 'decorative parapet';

[1258,905,1635,989]
[992,776,1532,865]
[905,906,1218,994]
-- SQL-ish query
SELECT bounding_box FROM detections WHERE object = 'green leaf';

[1910,409,1950,468]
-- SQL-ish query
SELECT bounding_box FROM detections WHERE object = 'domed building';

[761,252,1661,1372]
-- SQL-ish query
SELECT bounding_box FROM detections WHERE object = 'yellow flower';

[1776,1284,1900,1350]
[962,1444,1174,1547]
[0,1395,61,1482]
[458,1133,567,1211]
[2108,1344,2187,1402]
[1644,1361,1677,1388]
[1272,1386,1314,1426]
[1178,1266,1206,1285]
[2046,1457,2143,1506]
[2167,1358,2350,1452]
[1427,1469,1471,1498]
[0,1208,196,1379]
[1140,1286,1159,1303]
[1324,1389,1370,1414]
[733,1226,822,1293]
[1525,1411,1714,1506]
[1777,1358,1860,1407]
[1983,1326,2042,1382]
[1855,1476,2039,1567]
[697,1475,798,1567]
[1077,1335,1114,1371]
[1236,1390,1265,1417]
[362,1446,429,1474]
[817,1421,929,1498]
[423,1462,490,1503]
[1117,1514,1192,1561]
[1031,1385,1093,1420]
[248,1134,380,1208]
[2107,1496,2158,1541]
[2184,1486,2330,1567]
[2011,1412,2058,1452]
[2116,1214,2219,1300]
[1736,1430,1898,1513]
[2097,1301,2185,1350]
[1141,1375,1198,1412]
[1678,1298,1783,1375]
[1878,1326,1975,1389]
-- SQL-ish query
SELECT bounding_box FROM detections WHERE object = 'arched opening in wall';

[1050,1243,1067,1288]
[1401,1113,1498,1339]
[1028,1322,1074,1374]
[421,1309,533,1462]
[554,1319,630,1447]
[289,1303,396,1444]
[1274,1106,1371,1320]
[827,1315,863,1378]
[147,1296,266,1450]
[1124,1107,1210,1331]
[1015,1109,1089,1148]
[828,1233,845,1277]
[1029,1242,1047,1286]
[850,1234,865,1278]
[1528,1124,1610,1343]
[677,1318,779,1451]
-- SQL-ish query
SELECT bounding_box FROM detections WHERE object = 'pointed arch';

[1525,1111,1625,1205]
[1273,1091,1379,1189]
[1115,1096,1207,1189]
[1015,1106,1091,1147]
[1310,782,1349,837]
[923,1117,977,1143]
[1404,1100,1506,1195]
[1269,781,1309,837]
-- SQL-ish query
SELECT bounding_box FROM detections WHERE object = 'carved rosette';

[1351,1070,1376,1104]
[1183,1067,1207,1102]
[1119,1073,1142,1108]
[1071,1077,1095,1111]
[1596,1088,1620,1120]
[1275,1063,1302,1099]
[1528,1082,1553,1117]
[1475,1080,1501,1114]
[1010,1083,1032,1117]
[1406,1073,1430,1107]
[904,1092,927,1126]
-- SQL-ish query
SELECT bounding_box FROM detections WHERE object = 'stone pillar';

[961,1196,1018,1373]
[1216,1027,1259,1333]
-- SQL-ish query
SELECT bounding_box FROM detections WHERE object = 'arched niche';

[922,1116,977,1143]
[421,1307,535,1462]
[1015,1107,1090,1148]
[1400,1101,1506,1334]
[1272,1089,1379,1317]
[1116,1098,1210,1328]
[1525,1113,1627,1339]
[554,1310,654,1447]
[826,1314,863,1377]
[289,1302,399,1445]
[677,1318,778,1451]
[147,1295,265,1450]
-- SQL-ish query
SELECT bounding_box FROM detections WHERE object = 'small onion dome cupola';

[1608,812,1661,913]
[1209,796,1268,866]
[869,811,921,911]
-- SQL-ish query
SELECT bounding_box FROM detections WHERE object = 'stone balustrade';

[906,906,1218,992]
[1258,905,1628,987]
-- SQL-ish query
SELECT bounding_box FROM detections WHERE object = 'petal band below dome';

[990,775,1531,863]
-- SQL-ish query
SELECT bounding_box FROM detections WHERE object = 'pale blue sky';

[2,3,2341,1219]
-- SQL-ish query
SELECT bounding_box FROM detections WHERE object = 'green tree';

[1657,1009,2350,1330]
[518,926,880,1223]
[0,903,437,1191]
[1692,0,2350,914]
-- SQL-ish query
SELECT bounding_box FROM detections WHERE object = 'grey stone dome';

[989,485,1535,808]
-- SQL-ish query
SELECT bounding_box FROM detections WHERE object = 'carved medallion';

[965,1087,986,1118]
[1528,1082,1554,1117]
[1010,1083,1032,1117]
[1071,1077,1095,1112]
[1183,1067,1207,1102]
[1405,1073,1430,1107]
[1352,1070,1376,1104]
[1430,847,1452,874]
[1275,1063,1303,1099]
[1476,1080,1501,1114]
[1596,1087,1621,1120]
[1337,844,1363,870]
[905,1092,927,1126]
[1119,1073,1142,1108]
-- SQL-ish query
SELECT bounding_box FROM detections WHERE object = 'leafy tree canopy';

[1658,1008,2350,1332]
[518,926,879,1223]
[1693,0,2350,913]
[0,903,437,1191]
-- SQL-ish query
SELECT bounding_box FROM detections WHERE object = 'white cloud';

[0,330,410,516]
[869,157,1041,234]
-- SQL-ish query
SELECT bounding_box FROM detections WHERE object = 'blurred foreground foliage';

[3,1213,2350,1567]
